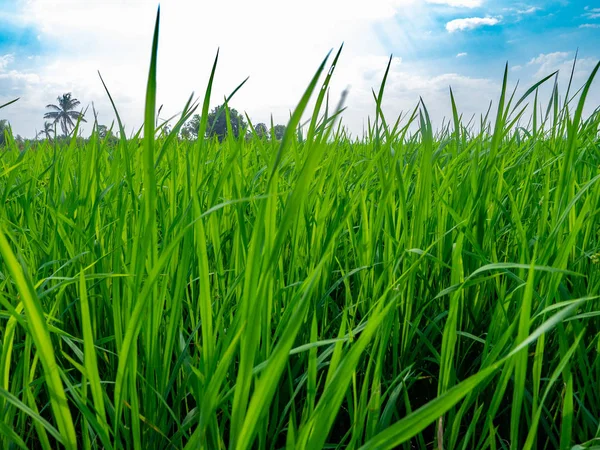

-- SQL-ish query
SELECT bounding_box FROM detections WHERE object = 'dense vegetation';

[1,10,600,450]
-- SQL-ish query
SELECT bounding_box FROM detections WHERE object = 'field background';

[1,15,600,450]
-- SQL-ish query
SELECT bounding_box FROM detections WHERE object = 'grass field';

[1,11,600,450]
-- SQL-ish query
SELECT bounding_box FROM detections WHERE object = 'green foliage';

[181,106,249,142]
[97,124,108,139]
[272,123,286,140]
[0,119,9,146]
[1,10,600,450]
[205,104,247,141]
[181,113,201,139]
[255,122,268,138]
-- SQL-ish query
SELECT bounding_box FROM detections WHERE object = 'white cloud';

[0,54,15,71]
[446,16,500,32]
[0,71,40,84]
[456,52,468,57]
[526,52,598,84]
[511,65,522,72]
[580,23,600,28]
[519,52,600,123]
[426,0,483,7]
[516,6,541,14]
[0,54,39,85]
[340,63,500,133]
[527,52,570,66]
[527,51,570,77]
[583,7,600,19]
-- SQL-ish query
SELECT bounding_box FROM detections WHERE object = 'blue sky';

[1,0,599,137]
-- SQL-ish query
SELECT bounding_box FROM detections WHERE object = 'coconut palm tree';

[43,93,86,136]
[37,121,55,140]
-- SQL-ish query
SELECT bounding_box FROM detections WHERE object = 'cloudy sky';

[1,0,599,138]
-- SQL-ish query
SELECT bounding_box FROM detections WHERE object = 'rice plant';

[1,8,600,450]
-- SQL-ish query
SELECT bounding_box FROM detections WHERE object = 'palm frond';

[67,111,87,122]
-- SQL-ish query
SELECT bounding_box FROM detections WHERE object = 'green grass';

[1,9,600,449]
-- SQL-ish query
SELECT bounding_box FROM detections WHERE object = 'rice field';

[1,10,600,450]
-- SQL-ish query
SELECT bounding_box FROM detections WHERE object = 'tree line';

[0,92,286,145]
[180,107,287,142]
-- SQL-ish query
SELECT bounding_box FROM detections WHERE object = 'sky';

[1,0,599,138]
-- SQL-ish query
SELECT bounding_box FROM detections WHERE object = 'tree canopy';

[255,123,268,139]
[181,114,201,140]
[205,105,247,142]
[272,124,286,140]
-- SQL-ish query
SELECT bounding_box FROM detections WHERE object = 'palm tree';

[37,121,55,140]
[43,93,86,136]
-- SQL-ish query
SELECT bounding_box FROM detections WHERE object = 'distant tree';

[0,119,9,146]
[180,127,191,140]
[97,124,108,139]
[180,128,191,140]
[98,124,117,141]
[37,121,55,140]
[44,93,86,136]
[159,123,172,137]
[181,114,201,139]
[96,124,118,146]
[272,124,286,140]
[14,134,25,151]
[206,105,247,142]
[255,122,269,139]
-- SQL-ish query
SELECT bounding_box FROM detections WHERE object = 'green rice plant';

[1,7,600,450]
